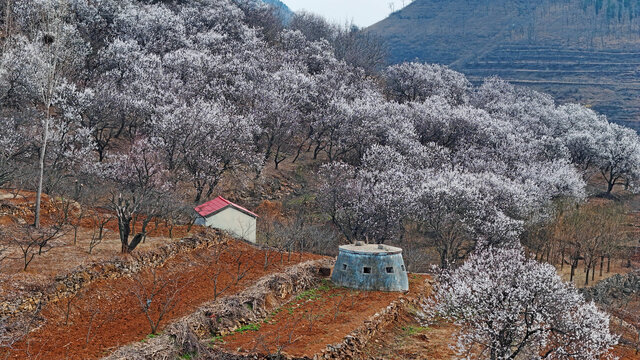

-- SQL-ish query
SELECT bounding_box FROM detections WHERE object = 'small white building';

[194,196,258,243]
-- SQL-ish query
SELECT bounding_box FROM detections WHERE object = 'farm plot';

[0,190,192,277]
[359,303,456,360]
[217,274,431,358]
[1,240,324,360]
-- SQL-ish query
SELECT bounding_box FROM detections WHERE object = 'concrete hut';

[331,242,409,292]
[194,196,258,243]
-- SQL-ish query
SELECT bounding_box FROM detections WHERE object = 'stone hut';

[331,242,409,292]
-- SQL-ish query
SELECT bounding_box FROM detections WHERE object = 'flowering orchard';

[0,0,633,356]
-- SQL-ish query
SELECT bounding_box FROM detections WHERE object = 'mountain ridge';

[368,0,640,128]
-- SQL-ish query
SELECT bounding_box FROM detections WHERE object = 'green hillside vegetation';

[368,0,640,128]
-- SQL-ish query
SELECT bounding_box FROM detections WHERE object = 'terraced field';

[461,45,640,128]
[369,0,640,128]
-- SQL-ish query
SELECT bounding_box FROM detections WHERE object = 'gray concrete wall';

[331,249,409,292]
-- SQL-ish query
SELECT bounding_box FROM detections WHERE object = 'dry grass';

[555,260,638,289]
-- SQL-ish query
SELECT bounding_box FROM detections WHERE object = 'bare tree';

[84,288,117,347]
[2,224,62,271]
[33,1,87,228]
[273,315,303,356]
[552,201,628,285]
[251,314,303,356]
[69,204,86,246]
[333,25,388,75]
[194,241,233,301]
[131,267,193,334]
[88,211,113,254]
[304,307,322,332]
[160,200,191,240]
[332,294,346,321]
[232,247,254,285]
[49,290,82,327]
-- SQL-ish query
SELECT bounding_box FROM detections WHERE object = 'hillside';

[368,0,640,128]
[261,0,293,21]
[1,0,640,358]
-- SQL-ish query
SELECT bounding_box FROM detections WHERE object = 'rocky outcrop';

[582,270,640,305]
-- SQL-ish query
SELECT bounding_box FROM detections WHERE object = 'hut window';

[386,267,394,273]
[363,266,371,274]
[342,264,348,271]
[401,265,406,271]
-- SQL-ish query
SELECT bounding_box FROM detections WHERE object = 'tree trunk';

[292,142,305,163]
[118,215,132,254]
[607,255,611,273]
[4,1,11,46]
[607,180,614,194]
[584,261,591,286]
[585,264,590,286]
[439,248,448,269]
[128,233,144,253]
[600,255,604,277]
[34,111,50,229]
[274,145,286,169]
[313,142,323,160]
[194,184,203,203]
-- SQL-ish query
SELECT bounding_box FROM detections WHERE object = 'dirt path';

[2,240,323,359]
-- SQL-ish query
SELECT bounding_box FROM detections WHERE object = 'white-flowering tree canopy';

[430,247,618,360]
[0,0,629,353]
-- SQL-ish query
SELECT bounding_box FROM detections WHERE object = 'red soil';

[614,347,640,360]
[2,240,324,360]
[219,274,431,358]
[360,305,457,360]
[0,189,191,239]
[0,189,197,300]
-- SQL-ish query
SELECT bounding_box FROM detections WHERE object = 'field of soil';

[1,240,323,359]
[1,185,639,359]
[218,274,431,358]
[0,190,191,275]
[360,306,456,359]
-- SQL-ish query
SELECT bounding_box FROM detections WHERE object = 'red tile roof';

[194,196,258,218]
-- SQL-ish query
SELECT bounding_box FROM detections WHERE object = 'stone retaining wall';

[312,279,430,360]
[582,270,640,305]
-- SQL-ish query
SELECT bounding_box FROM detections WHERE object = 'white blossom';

[430,247,618,360]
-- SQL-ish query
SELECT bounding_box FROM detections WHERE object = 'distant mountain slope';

[368,0,640,128]
[261,0,293,21]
